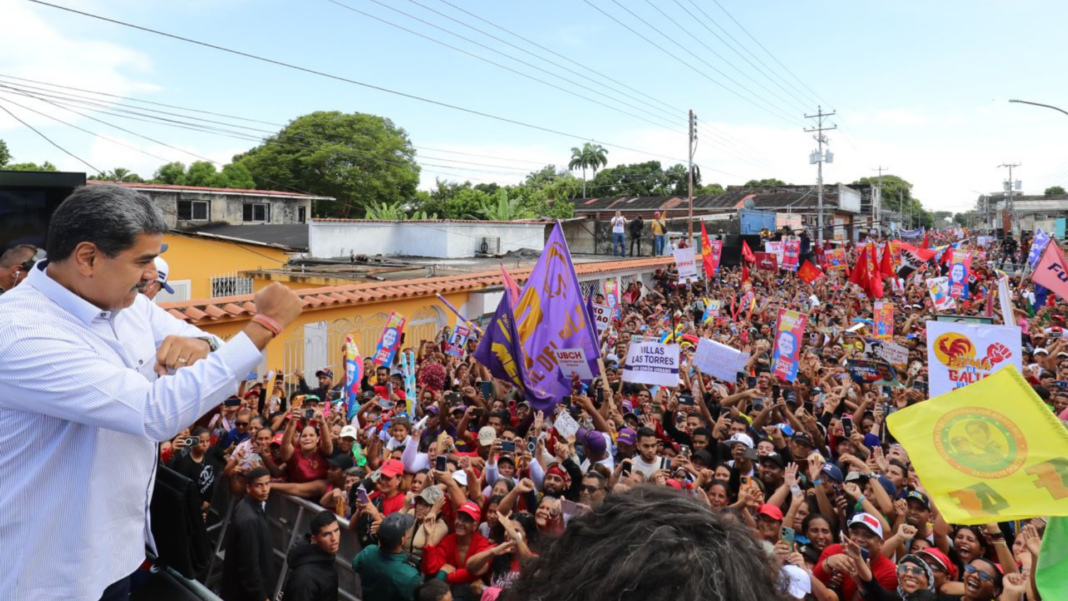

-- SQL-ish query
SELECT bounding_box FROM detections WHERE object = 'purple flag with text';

[514,221,601,406]
[473,292,553,409]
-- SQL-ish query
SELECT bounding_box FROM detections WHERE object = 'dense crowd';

[164,228,1063,601]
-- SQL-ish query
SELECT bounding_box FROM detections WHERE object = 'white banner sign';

[622,341,680,387]
[592,303,611,332]
[926,322,1022,397]
[692,338,750,382]
[673,247,699,283]
[864,340,909,369]
[766,240,785,267]
[997,276,1016,328]
[553,348,594,380]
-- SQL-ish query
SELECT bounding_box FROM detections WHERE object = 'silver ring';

[178,357,188,363]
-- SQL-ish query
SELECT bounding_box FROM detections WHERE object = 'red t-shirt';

[813,543,898,601]
[286,450,329,483]
[370,490,405,516]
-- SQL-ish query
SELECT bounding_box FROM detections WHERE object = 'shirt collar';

[26,261,114,326]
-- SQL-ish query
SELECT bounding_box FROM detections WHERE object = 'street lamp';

[1009,99,1068,117]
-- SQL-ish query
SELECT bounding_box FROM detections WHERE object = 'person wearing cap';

[614,427,638,463]
[330,424,360,463]
[727,432,756,477]
[422,501,493,587]
[915,548,959,596]
[578,427,614,473]
[756,452,786,497]
[650,211,667,255]
[352,512,423,601]
[754,503,784,546]
[296,367,341,403]
[142,255,174,301]
[282,510,341,601]
[813,513,899,601]
[842,541,938,601]
[402,485,449,564]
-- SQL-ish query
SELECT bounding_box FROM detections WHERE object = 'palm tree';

[568,142,609,198]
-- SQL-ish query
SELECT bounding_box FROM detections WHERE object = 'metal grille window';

[580,280,596,298]
[177,199,210,221]
[243,203,270,222]
[211,276,254,298]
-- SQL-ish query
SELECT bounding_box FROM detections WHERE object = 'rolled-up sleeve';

[0,322,262,442]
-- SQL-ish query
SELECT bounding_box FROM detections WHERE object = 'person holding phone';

[813,513,898,601]
[272,404,334,499]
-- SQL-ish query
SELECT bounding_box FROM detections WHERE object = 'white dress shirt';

[0,264,263,600]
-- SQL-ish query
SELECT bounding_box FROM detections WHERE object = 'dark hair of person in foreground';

[501,485,790,601]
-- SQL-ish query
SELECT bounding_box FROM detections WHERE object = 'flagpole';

[436,293,485,336]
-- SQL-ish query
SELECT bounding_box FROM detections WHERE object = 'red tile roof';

[311,218,549,225]
[161,255,672,324]
[87,180,331,199]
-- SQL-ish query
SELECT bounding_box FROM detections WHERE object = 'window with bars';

[243,202,270,222]
[177,199,210,221]
[211,276,254,298]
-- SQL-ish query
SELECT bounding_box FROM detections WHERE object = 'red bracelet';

[251,313,281,336]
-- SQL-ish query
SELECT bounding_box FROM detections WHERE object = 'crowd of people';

[161,227,1063,601]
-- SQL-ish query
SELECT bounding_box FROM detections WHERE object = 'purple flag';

[473,291,552,408]
[514,221,601,405]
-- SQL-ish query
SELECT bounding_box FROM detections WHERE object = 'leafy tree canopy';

[852,174,932,229]
[0,139,10,167]
[1045,185,1066,197]
[236,111,419,217]
[744,178,787,187]
[4,161,57,172]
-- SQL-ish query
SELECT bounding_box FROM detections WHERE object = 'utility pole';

[872,165,888,235]
[998,162,1021,237]
[687,109,697,242]
[805,106,836,244]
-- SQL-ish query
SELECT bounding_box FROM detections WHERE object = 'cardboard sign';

[693,338,751,382]
[622,341,680,387]
[766,241,784,266]
[592,303,612,332]
[553,410,581,440]
[772,309,807,382]
[846,359,899,385]
[926,322,1022,396]
[864,340,908,370]
[826,248,847,271]
[755,252,778,271]
[553,348,593,380]
[927,277,956,311]
[674,247,699,282]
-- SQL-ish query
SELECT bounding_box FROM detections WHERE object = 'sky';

[3,0,1068,214]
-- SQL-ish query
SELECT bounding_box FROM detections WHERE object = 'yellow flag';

[886,365,1068,525]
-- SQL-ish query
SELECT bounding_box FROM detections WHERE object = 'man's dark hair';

[692,427,713,439]
[0,244,36,268]
[47,185,167,262]
[488,410,510,423]
[245,467,271,483]
[501,485,789,601]
[416,578,450,601]
[1033,385,1051,401]
[636,427,657,441]
[310,510,338,537]
[191,426,209,438]
[583,470,606,489]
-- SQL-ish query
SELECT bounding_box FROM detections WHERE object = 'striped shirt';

[0,263,262,600]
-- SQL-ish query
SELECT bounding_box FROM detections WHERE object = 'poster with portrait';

[927,277,956,311]
[948,250,972,299]
[827,248,847,271]
[446,325,470,356]
[771,309,807,382]
[846,359,900,387]
[373,311,407,366]
[926,321,1021,396]
[782,238,800,272]
[765,241,784,266]
[755,252,778,271]
[874,302,894,341]
[603,280,621,319]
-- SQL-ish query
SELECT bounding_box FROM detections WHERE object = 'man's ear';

[72,242,100,277]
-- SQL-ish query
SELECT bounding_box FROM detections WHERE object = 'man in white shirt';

[630,427,664,479]
[0,185,304,601]
[611,211,627,258]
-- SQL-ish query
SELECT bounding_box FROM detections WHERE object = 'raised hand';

[898,524,918,540]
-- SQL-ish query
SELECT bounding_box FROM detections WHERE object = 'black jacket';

[282,542,339,601]
[222,496,277,601]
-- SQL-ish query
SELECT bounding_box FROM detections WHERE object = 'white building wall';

[309,221,547,259]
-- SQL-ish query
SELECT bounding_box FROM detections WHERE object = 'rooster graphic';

[936,335,974,365]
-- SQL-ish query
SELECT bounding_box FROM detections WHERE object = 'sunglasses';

[964,564,995,582]
[236,422,249,427]
[582,485,603,494]
[898,565,926,577]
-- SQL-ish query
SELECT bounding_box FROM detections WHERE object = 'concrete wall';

[144,190,313,228]
[309,221,547,258]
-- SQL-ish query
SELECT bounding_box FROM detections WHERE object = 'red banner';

[798,261,825,284]
[755,252,778,271]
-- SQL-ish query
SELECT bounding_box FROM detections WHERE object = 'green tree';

[154,161,187,185]
[236,111,419,217]
[696,182,725,195]
[586,161,695,197]
[0,139,10,167]
[744,178,787,187]
[4,161,57,172]
[477,189,536,220]
[1045,185,1066,197]
[218,162,256,189]
[568,143,609,198]
[184,161,219,187]
[94,167,143,182]
[851,174,932,228]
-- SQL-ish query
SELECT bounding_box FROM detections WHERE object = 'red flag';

[864,242,884,299]
[879,242,894,277]
[798,260,825,284]
[742,260,750,284]
[700,222,720,277]
[742,240,756,263]
[850,245,869,289]
[500,263,521,304]
[1032,240,1068,302]
[921,230,930,249]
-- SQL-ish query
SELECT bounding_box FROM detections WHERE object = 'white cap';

[728,433,754,449]
[153,257,174,294]
[478,426,497,446]
[780,565,812,599]
[452,470,468,487]
[848,512,884,539]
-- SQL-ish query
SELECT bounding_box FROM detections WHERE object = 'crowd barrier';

[200,484,363,601]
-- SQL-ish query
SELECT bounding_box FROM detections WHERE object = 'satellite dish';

[743,198,756,210]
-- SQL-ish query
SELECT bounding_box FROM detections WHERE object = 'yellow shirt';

[651,218,666,235]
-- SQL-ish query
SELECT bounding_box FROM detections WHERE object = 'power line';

[26,0,712,170]
[583,0,801,126]
[323,0,685,133]
[0,99,102,174]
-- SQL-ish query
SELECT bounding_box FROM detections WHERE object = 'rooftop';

[86,180,334,200]
[310,218,562,225]
[177,223,309,251]
[161,254,672,325]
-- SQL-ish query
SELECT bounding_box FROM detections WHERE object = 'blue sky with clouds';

[3,0,1068,213]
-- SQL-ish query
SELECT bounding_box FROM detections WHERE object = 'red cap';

[918,548,957,580]
[457,501,481,523]
[380,458,405,479]
[757,504,784,521]
[665,479,683,491]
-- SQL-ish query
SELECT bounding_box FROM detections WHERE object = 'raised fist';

[986,342,1011,364]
